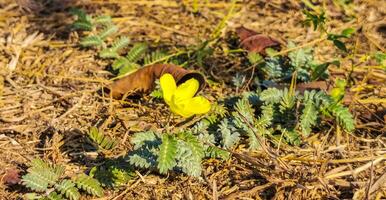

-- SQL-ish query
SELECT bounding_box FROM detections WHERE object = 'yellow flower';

[160,73,211,118]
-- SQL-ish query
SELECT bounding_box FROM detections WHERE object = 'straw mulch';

[0,0,385,199]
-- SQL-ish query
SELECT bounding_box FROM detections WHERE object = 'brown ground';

[0,0,385,199]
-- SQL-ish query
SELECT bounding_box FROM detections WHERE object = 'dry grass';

[0,0,385,199]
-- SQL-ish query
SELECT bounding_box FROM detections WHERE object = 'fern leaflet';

[157,135,178,174]
[93,15,112,25]
[75,174,103,197]
[111,37,130,52]
[99,48,119,59]
[80,36,103,47]
[218,119,240,149]
[144,50,169,65]
[98,24,118,39]
[88,126,117,150]
[300,101,317,136]
[329,104,355,132]
[55,180,80,200]
[126,43,148,63]
[260,88,283,104]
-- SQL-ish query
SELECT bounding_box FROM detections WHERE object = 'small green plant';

[71,9,121,50]
[302,9,355,52]
[88,126,117,151]
[71,9,178,77]
[203,88,354,147]
[249,41,335,84]
[127,131,206,177]
[126,88,354,177]
[327,28,355,52]
[303,10,326,31]
[149,80,163,99]
[89,158,136,188]
[22,158,103,200]
[374,52,386,71]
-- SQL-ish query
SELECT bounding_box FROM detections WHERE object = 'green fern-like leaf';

[205,146,230,160]
[70,8,93,31]
[111,37,130,52]
[245,128,260,150]
[98,24,118,39]
[256,104,274,128]
[144,50,169,65]
[25,193,43,200]
[329,104,355,132]
[93,15,112,25]
[30,158,50,170]
[248,52,263,64]
[126,43,148,63]
[178,132,205,159]
[69,8,88,21]
[75,174,103,197]
[150,80,163,99]
[72,21,93,31]
[80,36,103,47]
[282,128,301,146]
[218,119,240,149]
[22,160,62,192]
[128,154,153,169]
[175,140,203,177]
[131,131,158,150]
[300,101,318,136]
[44,192,64,200]
[279,88,296,111]
[99,48,119,58]
[175,132,205,177]
[88,127,117,150]
[262,57,284,80]
[109,167,135,186]
[260,88,283,104]
[55,180,80,200]
[22,173,49,192]
[117,62,140,76]
[232,98,260,150]
[89,160,136,188]
[157,135,178,174]
[150,89,163,99]
[288,41,314,81]
[112,57,129,70]
[233,98,255,125]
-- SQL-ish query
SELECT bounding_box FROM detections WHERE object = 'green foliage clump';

[88,126,117,150]
[71,9,177,78]
[250,41,334,85]
[194,88,355,148]
[89,159,136,188]
[22,158,103,200]
[127,131,206,177]
[302,9,355,52]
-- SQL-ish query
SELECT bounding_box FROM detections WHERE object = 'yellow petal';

[160,73,176,104]
[186,96,211,114]
[170,104,193,118]
[174,78,199,102]
[170,96,211,118]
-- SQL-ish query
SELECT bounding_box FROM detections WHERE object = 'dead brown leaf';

[236,26,281,54]
[2,168,21,185]
[108,64,206,99]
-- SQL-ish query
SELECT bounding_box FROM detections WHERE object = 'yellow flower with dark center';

[160,73,211,118]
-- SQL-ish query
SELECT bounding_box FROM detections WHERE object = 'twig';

[324,156,385,179]
[212,179,218,200]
